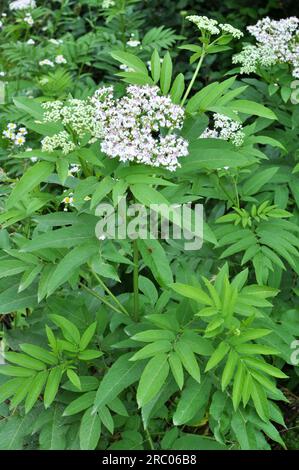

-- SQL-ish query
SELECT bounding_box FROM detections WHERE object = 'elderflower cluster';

[201,113,245,147]
[92,85,188,171]
[9,0,36,10]
[187,15,243,38]
[41,131,76,155]
[2,123,27,146]
[42,97,101,140]
[233,17,299,78]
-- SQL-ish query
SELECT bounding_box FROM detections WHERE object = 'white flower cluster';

[42,97,101,139]
[41,131,76,155]
[201,113,245,147]
[39,55,67,67]
[93,85,188,171]
[127,34,140,47]
[187,15,243,38]
[9,0,36,10]
[2,123,27,146]
[233,17,299,78]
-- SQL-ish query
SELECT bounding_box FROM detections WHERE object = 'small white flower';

[0,72,6,77]
[55,55,67,64]
[7,123,17,130]
[3,130,15,140]
[127,39,141,47]
[49,38,63,45]
[0,21,3,29]
[15,134,26,146]
[24,13,34,26]
[18,127,27,135]
[39,59,55,67]
[27,38,35,45]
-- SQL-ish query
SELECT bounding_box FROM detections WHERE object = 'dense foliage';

[0,0,298,451]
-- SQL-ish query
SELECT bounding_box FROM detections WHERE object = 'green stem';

[92,271,129,317]
[133,239,139,321]
[80,283,124,315]
[181,49,206,106]
[145,428,155,450]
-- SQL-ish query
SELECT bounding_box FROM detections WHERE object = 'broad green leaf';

[7,162,54,209]
[93,353,144,412]
[160,52,172,95]
[174,340,201,383]
[173,377,211,425]
[80,407,101,450]
[205,342,230,372]
[137,353,169,407]
[130,340,172,361]
[44,366,63,408]
[25,370,49,413]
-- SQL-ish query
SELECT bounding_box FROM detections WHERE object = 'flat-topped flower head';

[9,0,36,10]
[186,15,243,38]
[233,17,299,78]
[93,85,188,171]
[201,113,245,147]
[187,15,220,35]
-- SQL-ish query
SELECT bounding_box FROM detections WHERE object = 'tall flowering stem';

[181,48,206,106]
[133,239,139,321]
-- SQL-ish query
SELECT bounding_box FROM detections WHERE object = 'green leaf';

[4,352,46,371]
[90,176,114,209]
[205,341,230,372]
[25,370,49,413]
[93,353,144,412]
[67,370,81,390]
[80,407,101,450]
[170,283,212,305]
[132,329,175,343]
[160,52,172,95]
[174,340,201,383]
[150,49,161,83]
[7,162,54,209]
[168,352,184,390]
[44,366,63,408]
[49,314,80,344]
[0,365,36,377]
[130,340,172,361]
[137,353,169,407]
[0,260,27,279]
[78,350,103,361]
[172,434,226,450]
[47,242,99,296]
[170,73,185,104]
[13,96,44,119]
[64,391,96,416]
[20,344,57,365]
[228,100,277,120]
[111,50,148,75]
[80,322,97,351]
[173,377,211,425]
